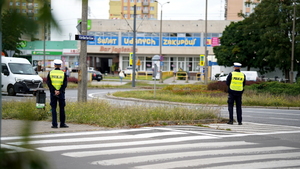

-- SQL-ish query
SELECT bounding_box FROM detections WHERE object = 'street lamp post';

[155,0,169,83]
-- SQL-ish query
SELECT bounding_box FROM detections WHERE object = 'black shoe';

[51,126,58,128]
[238,122,243,125]
[60,124,69,128]
[227,121,233,125]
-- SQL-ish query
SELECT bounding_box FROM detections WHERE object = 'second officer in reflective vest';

[47,59,68,128]
[226,62,246,125]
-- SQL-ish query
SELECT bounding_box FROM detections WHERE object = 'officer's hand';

[55,90,60,95]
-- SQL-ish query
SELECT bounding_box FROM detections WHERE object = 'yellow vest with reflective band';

[50,70,64,90]
[230,72,244,91]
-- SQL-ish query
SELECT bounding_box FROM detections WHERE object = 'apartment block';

[3,0,50,41]
[225,0,260,21]
[109,0,158,20]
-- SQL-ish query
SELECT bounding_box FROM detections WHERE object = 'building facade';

[225,0,260,21]
[109,0,158,20]
[86,19,231,78]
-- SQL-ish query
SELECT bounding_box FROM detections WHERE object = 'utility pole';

[204,0,208,85]
[132,5,137,87]
[290,2,296,84]
[0,5,3,148]
[78,0,88,102]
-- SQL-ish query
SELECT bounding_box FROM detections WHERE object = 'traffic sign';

[75,35,95,41]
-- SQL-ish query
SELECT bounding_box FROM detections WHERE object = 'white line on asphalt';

[37,135,217,152]
[91,146,297,166]
[8,131,187,145]
[132,152,300,169]
[1,128,153,141]
[62,141,256,157]
[202,160,300,169]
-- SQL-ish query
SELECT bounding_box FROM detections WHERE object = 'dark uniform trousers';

[50,92,66,127]
[228,92,242,123]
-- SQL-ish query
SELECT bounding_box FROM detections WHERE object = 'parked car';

[146,68,153,75]
[88,70,103,81]
[124,66,138,75]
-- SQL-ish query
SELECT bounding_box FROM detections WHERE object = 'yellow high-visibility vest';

[50,70,65,90]
[230,72,244,91]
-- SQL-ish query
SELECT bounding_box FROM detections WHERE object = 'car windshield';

[8,63,36,75]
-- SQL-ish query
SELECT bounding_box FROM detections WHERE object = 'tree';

[1,9,38,55]
[214,0,300,79]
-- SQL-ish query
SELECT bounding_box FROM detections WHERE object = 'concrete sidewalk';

[1,119,106,137]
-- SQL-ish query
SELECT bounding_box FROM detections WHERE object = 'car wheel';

[7,85,16,96]
[97,79,101,82]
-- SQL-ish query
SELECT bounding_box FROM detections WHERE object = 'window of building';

[130,14,134,18]
[16,2,20,6]
[22,9,26,13]
[124,0,128,2]
[123,14,128,18]
[130,6,134,10]
[130,0,134,2]
[150,6,154,11]
[137,14,141,19]
[34,3,38,7]
[22,2,26,6]
[9,2,13,6]
[150,14,154,18]
[245,2,250,8]
[124,6,127,10]
[163,33,170,37]
[137,6,141,10]
[245,12,250,17]
[137,0,141,2]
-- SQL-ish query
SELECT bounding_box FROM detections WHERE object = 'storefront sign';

[32,51,62,55]
[88,36,119,46]
[99,46,138,53]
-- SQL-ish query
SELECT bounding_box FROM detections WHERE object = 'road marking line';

[132,152,300,169]
[37,136,217,152]
[62,141,256,157]
[202,160,300,169]
[8,131,187,145]
[91,147,297,166]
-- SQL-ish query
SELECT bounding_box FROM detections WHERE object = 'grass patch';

[2,99,221,128]
[113,84,300,107]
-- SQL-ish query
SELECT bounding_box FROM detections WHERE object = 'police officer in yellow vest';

[47,59,68,128]
[226,62,246,125]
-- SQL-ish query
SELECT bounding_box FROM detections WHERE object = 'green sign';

[19,41,27,48]
[78,19,92,30]
[32,51,62,55]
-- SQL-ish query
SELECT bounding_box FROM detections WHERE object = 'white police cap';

[53,59,62,65]
[233,62,242,67]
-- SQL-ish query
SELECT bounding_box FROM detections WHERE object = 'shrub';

[245,81,300,96]
[207,81,227,92]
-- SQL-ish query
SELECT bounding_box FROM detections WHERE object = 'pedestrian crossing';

[2,125,300,169]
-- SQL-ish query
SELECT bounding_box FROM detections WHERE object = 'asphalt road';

[2,88,300,169]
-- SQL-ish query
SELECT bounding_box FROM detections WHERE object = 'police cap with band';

[53,59,62,65]
[233,62,242,67]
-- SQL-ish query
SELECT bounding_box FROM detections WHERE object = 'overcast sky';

[51,0,225,40]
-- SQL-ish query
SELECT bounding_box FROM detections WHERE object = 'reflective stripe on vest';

[230,72,244,91]
[50,70,64,90]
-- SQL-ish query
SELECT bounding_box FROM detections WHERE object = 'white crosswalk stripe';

[2,125,300,169]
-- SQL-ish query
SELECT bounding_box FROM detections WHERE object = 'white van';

[1,56,43,96]
[218,71,258,82]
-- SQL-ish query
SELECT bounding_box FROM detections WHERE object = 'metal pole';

[0,5,3,148]
[204,0,208,85]
[43,23,46,74]
[291,2,296,84]
[78,0,88,102]
[132,5,137,87]
[155,1,169,83]
[159,8,163,83]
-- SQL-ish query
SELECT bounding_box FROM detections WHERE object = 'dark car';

[88,71,103,81]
